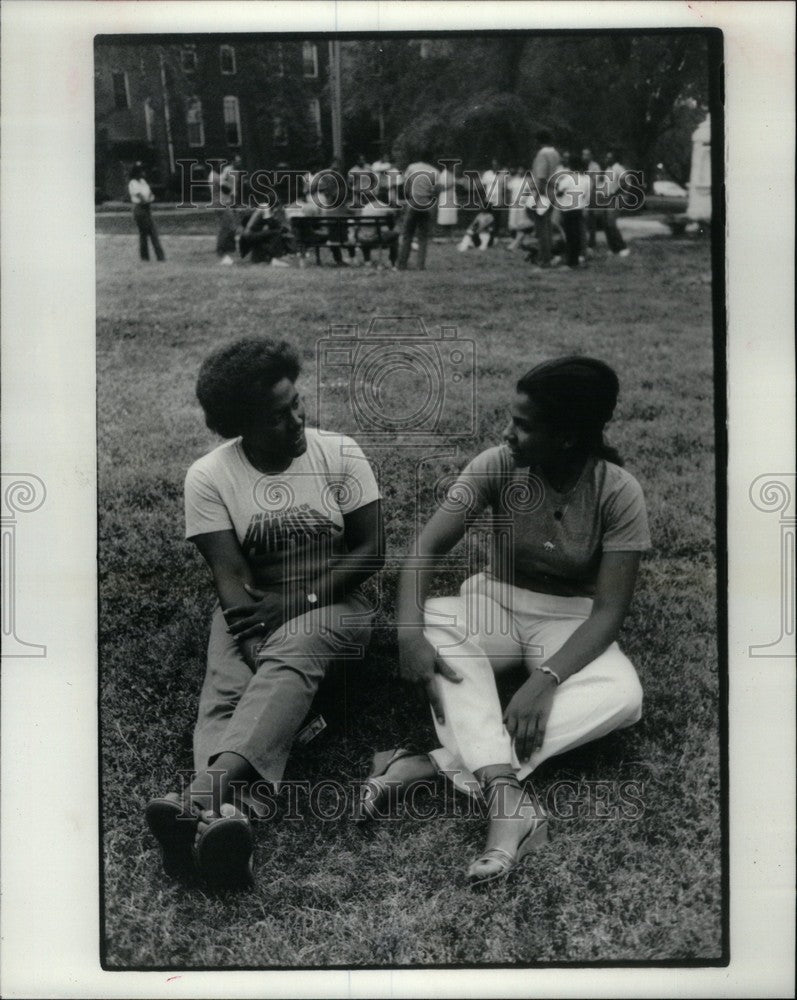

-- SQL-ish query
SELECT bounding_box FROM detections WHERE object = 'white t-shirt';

[447,446,651,597]
[184,428,381,586]
[128,178,154,205]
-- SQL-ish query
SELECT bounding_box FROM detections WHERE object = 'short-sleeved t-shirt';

[184,428,380,586]
[447,445,651,597]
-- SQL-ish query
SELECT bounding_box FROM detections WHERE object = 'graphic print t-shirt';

[447,446,651,597]
[184,429,380,586]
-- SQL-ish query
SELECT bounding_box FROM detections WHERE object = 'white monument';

[687,115,711,221]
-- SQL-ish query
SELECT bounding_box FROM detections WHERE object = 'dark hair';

[569,153,586,172]
[536,129,553,145]
[196,338,301,438]
[129,162,144,181]
[516,356,624,465]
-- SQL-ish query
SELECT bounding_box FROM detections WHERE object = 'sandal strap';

[471,847,515,870]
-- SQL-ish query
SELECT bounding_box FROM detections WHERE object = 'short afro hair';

[196,338,301,439]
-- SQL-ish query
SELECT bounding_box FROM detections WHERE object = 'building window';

[181,46,197,73]
[112,71,129,110]
[307,97,322,139]
[273,115,288,147]
[223,96,242,146]
[275,42,284,77]
[302,41,318,78]
[220,45,236,75]
[186,97,204,147]
[144,98,156,142]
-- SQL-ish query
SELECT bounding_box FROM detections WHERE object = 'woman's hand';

[503,670,557,762]
[399,631,461,725]
[224,583,300,642]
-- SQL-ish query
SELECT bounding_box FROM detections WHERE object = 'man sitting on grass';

[145,338,383,889]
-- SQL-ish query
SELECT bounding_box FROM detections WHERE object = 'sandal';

[467,776,549,888]
[193,803,254,889]
[356,748,433,823]
[145,791,200,879]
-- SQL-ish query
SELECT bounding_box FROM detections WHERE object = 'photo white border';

[1,2,794,997]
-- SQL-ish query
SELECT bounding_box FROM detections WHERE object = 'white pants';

[424,573,643,794]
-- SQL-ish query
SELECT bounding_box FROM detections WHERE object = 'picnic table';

[285,205,399,265]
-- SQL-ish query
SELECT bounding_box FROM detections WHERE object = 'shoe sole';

[194,817,254,889]
[145,798,197,879]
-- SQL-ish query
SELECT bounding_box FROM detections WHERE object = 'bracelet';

[537,665,561,686]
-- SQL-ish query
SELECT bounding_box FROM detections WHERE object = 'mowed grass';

[97,223,721,967]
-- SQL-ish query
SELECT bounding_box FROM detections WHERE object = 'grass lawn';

[97,221,721,967]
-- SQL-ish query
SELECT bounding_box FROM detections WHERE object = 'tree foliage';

[340,33,711,181]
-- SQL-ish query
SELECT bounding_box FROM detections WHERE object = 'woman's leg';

[194,594,373,810]
[424,585,524,776]
[424,583,545,868]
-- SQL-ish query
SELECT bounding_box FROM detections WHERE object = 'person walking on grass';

[146,338,383,889]
[359,357,649,888]
[210,154,244,265]
[128,162,165,262]
[397,149,440,271]
[530,129,561,269]
[603,148,632,258]
[554,153,590,269]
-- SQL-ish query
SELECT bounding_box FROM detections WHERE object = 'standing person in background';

[210,155,244,265]
[506,165,534,251]
[581,148,602,253]
[436,160,460,239]
[531,130,561,269]
[555,153,589,269]
[128,162,165,262]
[603,149,631,258]
[397,150,440,271]
[480,159,509,239]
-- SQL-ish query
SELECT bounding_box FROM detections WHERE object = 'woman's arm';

[224,500,385,641]
[190,529,266,668]
[503,550,642,761]
[307,498,385,604]
[396,503,470,722]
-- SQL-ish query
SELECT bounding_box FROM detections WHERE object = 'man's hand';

[224,583,301,642]
[399,631,461,725]
[503,670,557,762]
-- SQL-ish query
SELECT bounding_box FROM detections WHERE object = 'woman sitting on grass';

[359,357,649,887]
[146,338,383,888]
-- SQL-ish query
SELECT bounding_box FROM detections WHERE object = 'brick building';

[94,36,331,201]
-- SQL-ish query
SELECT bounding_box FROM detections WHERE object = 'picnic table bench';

[286,207,399,265]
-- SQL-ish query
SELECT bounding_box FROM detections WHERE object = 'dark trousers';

[133,205,165,261]
[216,207,238,256]
[561,210,584,267]
[361,234,398,265]
[535,207,554,266]
[603,208,627,253]
[583,210,597,250]
[397,206,433,270]
[240,229,287,263]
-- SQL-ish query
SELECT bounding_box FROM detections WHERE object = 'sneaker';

[618,248,631,258]
[219,255,234,266]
